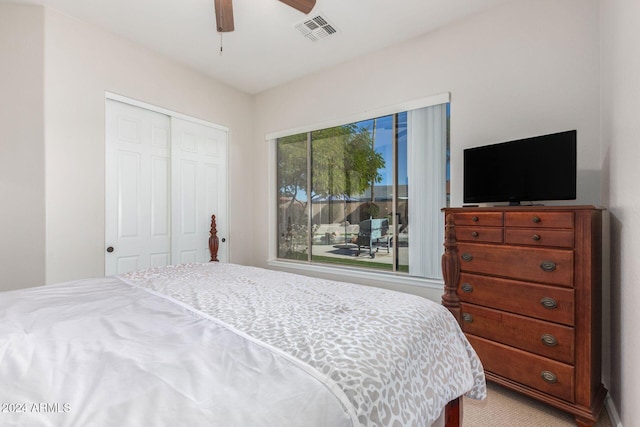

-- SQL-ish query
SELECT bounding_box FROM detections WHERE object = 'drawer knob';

[532,234,541,241]
[541,370,558,384]
[540,261,557,272]
[461,253,473,262]
[471,231,479,238]
[472,216,479,222]
[540,297,558,309]
[462,313,473,323]
[461,283,473,293]
[532,216,541,223]
[541,334,558,347]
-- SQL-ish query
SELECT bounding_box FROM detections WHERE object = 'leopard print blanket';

[120,263,486,427]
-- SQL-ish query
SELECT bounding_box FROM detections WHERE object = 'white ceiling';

[5,0,513,94]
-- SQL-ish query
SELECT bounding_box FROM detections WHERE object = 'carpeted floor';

[463,382,612,426]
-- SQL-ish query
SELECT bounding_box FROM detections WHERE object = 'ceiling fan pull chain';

[220,32,224,55]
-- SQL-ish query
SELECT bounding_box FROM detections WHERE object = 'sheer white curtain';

[407,103,447,279]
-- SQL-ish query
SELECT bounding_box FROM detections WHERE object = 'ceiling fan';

[214,0,317,32]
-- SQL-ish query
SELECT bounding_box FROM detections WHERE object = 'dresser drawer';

[505,211,574,229]
[452,212,503,227]
[461,303,574,364]
[458,243,574,287]
[505,228,574,248]
[458,273,574,325]
[455,226,503,243]
[467,335,575,402]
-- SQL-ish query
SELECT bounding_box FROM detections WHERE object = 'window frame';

[266,93,450,289]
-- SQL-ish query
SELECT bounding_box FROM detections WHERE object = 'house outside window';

[276,102,449,280]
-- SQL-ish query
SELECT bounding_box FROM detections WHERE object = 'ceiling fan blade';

[279,0,316,14]
[214,0,234,32]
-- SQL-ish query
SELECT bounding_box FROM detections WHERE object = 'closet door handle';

[106,246,114,253]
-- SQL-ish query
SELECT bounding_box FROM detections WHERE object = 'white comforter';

[0,263,485,427]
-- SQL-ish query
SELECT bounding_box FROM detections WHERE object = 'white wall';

[253,0,601,284]
[0,5,46,291]
[600,1,640,425]
[43,8,255,283]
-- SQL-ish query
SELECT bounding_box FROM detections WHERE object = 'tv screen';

[463,130,577,205]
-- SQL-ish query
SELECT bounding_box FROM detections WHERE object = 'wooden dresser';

[441,206,606,427]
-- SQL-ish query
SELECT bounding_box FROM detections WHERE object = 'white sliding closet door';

[105,100,171,275]
[105,99,228,276]
[171,118,228,264]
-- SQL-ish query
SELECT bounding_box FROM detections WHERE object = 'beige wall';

[253,0,601,271]
[0,4,255,286]
[252,0,622,415]
[0,5,45,291]
[43,8,255,283]
[600,0,640,425]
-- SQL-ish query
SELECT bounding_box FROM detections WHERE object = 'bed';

[0,215,485,427]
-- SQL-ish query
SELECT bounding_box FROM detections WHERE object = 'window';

[276,102,449,280]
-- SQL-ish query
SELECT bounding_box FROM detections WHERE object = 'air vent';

[295,14,337,41]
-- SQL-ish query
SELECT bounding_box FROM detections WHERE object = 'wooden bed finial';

[441,213,461,325]
[209,214,219,262]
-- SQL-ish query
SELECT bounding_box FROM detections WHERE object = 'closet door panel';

[171,117,228,264]
[105,100,170,275]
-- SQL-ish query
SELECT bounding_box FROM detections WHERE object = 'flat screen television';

[463,130,577,205]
